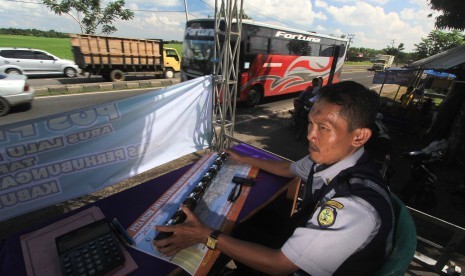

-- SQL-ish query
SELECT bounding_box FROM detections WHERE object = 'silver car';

[0,73,35,116]
[0,48,81,78]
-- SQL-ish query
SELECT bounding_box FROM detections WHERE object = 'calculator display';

[57,222,112,252]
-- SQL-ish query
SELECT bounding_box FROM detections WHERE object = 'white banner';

[0,76,213,221]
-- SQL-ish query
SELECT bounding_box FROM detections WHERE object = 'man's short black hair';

[316,81,380,131]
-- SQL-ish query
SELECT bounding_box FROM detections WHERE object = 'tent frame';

[211,0,243,151]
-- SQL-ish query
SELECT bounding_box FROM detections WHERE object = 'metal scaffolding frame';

[211,0,243,151]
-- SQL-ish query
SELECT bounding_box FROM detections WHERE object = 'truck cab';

[372,59,389,71]
[163,48,181,79]
[371,55,394,71]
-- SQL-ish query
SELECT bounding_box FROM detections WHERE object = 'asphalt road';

[24,66,367,87]
[0,70,375,126]
[26,73,177,87]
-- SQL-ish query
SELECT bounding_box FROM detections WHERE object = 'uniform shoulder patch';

[324,200,344,210]
[317,206,337,229]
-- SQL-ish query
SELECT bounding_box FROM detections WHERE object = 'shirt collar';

[314,147,365,184]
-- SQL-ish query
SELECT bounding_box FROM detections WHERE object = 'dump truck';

[371,55,395,71]
[70,34,181,82]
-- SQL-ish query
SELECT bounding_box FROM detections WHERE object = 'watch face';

[206,236,217,250]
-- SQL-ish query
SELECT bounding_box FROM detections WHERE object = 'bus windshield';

[182,39,214,61]
[181,18,348,106]
[181,20,217,77]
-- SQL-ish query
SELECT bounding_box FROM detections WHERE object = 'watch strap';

[210,229,221,239]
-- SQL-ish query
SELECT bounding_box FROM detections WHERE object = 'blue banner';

[0,76,213,221]
[372,68,414,85]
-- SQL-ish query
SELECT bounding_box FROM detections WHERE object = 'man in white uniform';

[154,81,394,275]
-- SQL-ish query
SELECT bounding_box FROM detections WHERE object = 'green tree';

[428,0,465,30]
[42,0,134,35]
[413,29,465,59]
[383,43,406,63]
[384,43,404,55]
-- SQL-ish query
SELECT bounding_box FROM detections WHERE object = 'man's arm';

[153,206,299,275]
[226,149,295,178]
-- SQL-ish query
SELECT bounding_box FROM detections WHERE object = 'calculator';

[55,219,126,276]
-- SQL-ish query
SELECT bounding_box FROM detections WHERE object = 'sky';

[0,0,449,52]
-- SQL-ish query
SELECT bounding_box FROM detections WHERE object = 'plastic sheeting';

[0,75,213,221]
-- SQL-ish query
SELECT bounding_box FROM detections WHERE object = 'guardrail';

[408,207,465,275]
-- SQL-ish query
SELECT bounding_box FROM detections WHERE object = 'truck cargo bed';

[70,34,163,74]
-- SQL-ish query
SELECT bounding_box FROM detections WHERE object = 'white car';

[0,73,35,116]
[0,48,81,78]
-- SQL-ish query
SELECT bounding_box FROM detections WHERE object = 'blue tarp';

[424,70,456,79]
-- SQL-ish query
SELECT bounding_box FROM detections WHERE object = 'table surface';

[0,143,293,275]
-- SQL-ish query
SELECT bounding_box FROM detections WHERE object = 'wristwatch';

[206,229,222,250]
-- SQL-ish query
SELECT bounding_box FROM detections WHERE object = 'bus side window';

[320,45,334,57]
[249,36,268,54]
[289,40,310,56]
[271,39,289,55]
[309,43,319,56]
[338,44,347,57]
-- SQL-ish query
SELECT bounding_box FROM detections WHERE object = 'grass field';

[0,34,183,60]
[0,35,73,59]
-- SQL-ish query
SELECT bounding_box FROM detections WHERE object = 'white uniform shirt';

[283,148,381,276]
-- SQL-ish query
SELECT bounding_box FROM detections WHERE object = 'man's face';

[307,99,361,165]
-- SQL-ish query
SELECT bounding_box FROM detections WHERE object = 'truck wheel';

[164,69,174,79]
[245,87,262,107]
[0,97,11,116]
[110,70,125,82]
[6,69,21,75]
[64,67,77,78]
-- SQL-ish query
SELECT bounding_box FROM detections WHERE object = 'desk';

[0,144,293,275]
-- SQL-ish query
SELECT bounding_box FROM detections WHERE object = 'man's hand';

[153,205,212,256]
[225,149,245,164]
[226,149,294,178]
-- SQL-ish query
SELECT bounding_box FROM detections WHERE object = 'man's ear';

[352,128,372,147]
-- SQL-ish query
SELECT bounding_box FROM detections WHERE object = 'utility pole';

[346,34,355,60]
[183,0,189,21]
[390,39,396,48]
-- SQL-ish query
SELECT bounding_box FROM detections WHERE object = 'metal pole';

[212,0,243,151]
[183,0,189,21]
[378,71,388,95]
[393,85,401,101]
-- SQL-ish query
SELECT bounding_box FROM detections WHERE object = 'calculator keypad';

[59,233,125,276]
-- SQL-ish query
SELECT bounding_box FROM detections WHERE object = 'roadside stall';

[418,69,456,106]
[372,67,415,100]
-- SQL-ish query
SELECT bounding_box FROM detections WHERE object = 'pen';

[228,183,242,202]
[112,218,134,245]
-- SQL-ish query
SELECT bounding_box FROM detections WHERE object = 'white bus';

[181,19,348,106]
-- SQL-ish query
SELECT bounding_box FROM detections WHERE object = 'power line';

[6,0,41,4]
[194,0,312,32]
[132,10,185,13]
[199,0,214,9]
[5,0,187,14]
[5,0,319,34]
